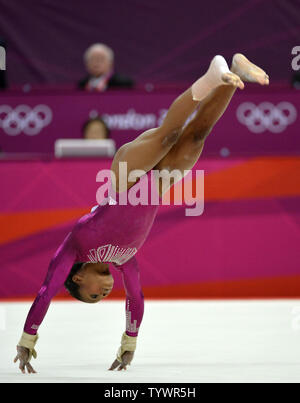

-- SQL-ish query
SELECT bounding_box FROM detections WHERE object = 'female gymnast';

[14,53,269,373]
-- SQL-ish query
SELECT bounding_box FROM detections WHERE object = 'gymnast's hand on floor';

[109,351,134,371]
[14,345,37,374]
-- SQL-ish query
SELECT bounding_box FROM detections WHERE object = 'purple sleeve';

[115,257,144,337]
[23,233,76,335]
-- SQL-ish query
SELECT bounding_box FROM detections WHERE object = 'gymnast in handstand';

[14,54,269,373]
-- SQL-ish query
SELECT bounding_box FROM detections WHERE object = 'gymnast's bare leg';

[111,53,269,193]
[155,53,269,181]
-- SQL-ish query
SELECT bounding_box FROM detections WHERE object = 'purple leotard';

[24,170,160,337]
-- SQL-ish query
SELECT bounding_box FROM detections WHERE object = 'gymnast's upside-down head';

[64,262,114,303]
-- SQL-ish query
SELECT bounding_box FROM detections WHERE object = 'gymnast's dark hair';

[64,263,85,302]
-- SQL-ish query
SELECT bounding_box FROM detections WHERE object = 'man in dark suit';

[78,43,134,91]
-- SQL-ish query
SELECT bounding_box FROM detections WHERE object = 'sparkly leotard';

[24,170,160,337]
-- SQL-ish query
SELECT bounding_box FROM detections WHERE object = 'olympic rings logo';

[236,102,297,133]
[0,105,53,135]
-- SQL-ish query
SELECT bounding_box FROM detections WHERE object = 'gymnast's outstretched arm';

[109,257,144,371]
[14,233,77,374]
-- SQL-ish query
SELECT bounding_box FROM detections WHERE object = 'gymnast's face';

[72,263,114,303]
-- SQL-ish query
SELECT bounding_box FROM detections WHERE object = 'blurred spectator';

[0,38,7,90]
[82,116,110,140]
[78,43,134,92]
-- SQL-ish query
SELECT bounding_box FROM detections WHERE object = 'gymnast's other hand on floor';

[109,351,134,371]
[14,345,37,374]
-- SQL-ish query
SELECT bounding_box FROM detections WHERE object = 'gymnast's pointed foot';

[191,55,244,101]
[231,53,269,85]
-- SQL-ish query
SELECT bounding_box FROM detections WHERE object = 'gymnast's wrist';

[18,331,39,350]
[117,332,137,362]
